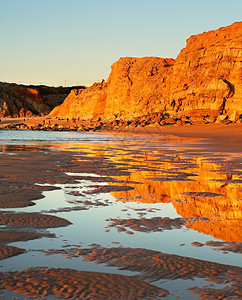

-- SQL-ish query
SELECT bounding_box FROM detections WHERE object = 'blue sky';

[0,0,241,86]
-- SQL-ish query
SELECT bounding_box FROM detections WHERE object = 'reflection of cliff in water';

[108,153,241,243]
[51,140,241,242]
[0,144,49,152]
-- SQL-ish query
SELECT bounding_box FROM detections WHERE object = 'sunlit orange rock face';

[49,22,242,120]
[49,81,108,119]
[167,22,242,117]
[49,57,174,120]
[104,57,174,119]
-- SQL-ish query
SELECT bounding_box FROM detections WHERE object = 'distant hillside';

[0,82,85,118]
[25,84,86,109]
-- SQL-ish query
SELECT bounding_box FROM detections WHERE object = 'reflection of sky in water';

[1,290,59,300]
[0,130,241,298]
[0,129,166,143]
[2,175,241,268]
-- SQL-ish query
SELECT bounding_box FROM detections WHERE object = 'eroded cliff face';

[49,82,107,120]
[31,85,86,110]
[104,57,174,119]
[48,57,174,121]
[0,83,86,118]
[0,83,50,118]
[167,22,242,118]
[49,22,241,123]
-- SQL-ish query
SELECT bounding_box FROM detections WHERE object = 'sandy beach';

[108,123,242,154]
[0,122,241,299]
[1,116,242,152]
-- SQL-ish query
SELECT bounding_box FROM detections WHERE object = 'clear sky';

[0,0,241,87]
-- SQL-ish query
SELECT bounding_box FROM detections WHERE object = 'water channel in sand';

[0,130,241,299]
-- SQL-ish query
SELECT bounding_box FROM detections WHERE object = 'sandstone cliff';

[29,85,86,109]
[49,82,107,120]
[50,22,242,124]
[167,21,242,119]
[0,82,50,118]
[48,57,175,121]
[0,82,86,118]
[104,57,174,119]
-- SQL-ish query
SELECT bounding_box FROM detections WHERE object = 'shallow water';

[0,129,241,299]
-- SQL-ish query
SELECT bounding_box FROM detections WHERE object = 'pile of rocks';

[0,110,241,132]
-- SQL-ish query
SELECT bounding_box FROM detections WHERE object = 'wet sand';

[0,212,71,228]
[0,267,168,299]
[0,149,75,261]
[105,216,187,233]
[110,123,242,154]
[0,124,241,299]
[43,245,241,299]
[0,244,24,260]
